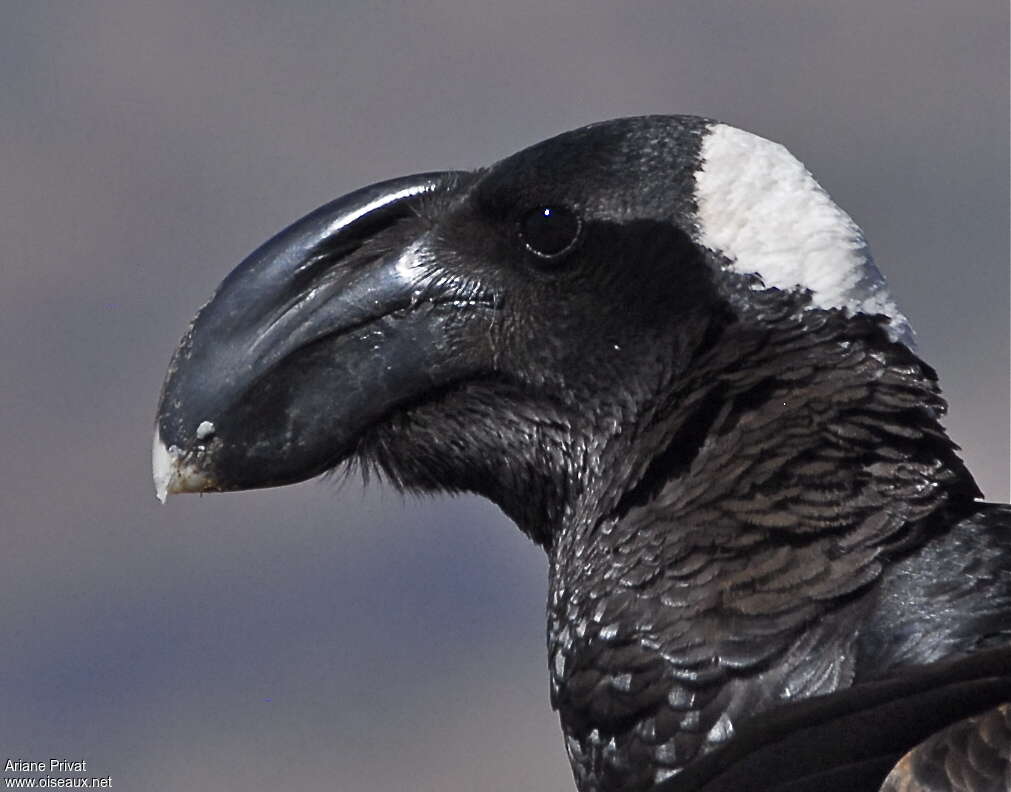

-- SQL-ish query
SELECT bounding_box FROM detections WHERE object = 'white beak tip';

[152,429,212,503]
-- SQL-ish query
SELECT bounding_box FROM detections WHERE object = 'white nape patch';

[694,123,913,347]
[152,429,210,503]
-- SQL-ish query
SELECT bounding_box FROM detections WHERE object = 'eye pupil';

[519,205,581,258]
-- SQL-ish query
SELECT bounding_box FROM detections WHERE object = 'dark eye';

[518,206,581,259]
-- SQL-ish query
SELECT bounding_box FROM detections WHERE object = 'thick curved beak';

[153,170,492,502]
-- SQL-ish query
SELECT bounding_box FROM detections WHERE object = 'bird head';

[154,115,912,535]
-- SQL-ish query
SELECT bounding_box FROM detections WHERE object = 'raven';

[154,116,1011,791]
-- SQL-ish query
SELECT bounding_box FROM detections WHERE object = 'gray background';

[2,2,1007,790]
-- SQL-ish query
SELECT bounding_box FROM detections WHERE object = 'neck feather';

[546,309,980,786]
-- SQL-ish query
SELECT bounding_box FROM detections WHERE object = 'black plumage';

[658,645,1011,791]
[154,116,1011,791]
